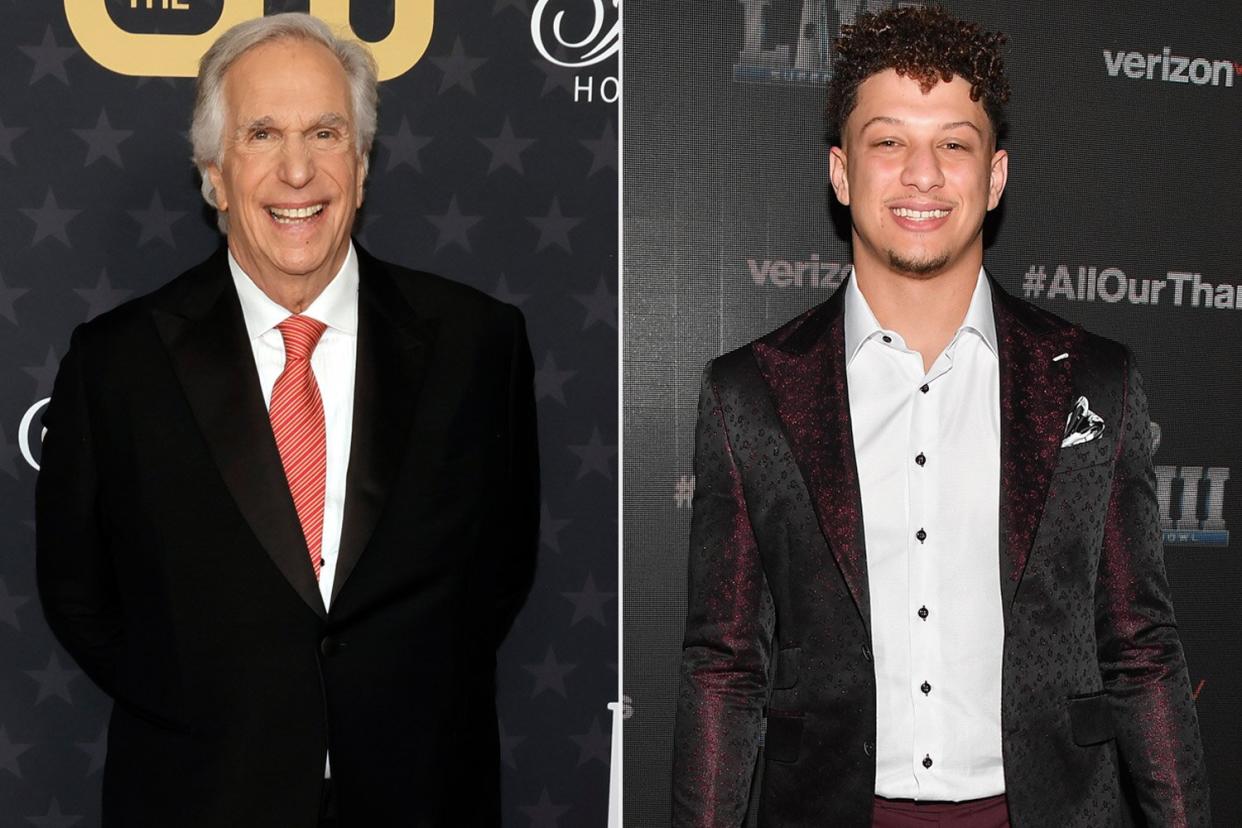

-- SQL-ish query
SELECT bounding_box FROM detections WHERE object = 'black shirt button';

[916,528,927,542]
[920,383,930,394]
[923,754,933,769]
[915,453,926,466]
[921,681,931,695]
[882,335,892,343]
[917,606,929,620]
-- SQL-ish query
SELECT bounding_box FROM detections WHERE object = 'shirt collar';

[959,267,998,357]
[844,266,997,364]
[228,243,359,340]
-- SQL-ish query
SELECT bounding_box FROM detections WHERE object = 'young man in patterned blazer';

[672,7,1209,827]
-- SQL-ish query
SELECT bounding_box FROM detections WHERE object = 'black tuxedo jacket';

[36,245,538,827]
[672,277,1209,827]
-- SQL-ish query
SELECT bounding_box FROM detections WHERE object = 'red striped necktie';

[270,314,329,579]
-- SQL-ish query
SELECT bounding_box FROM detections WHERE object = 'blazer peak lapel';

[993,288,1078,613]
[752,287,870,633]
[151,255,326,618]
[331,252,433,606]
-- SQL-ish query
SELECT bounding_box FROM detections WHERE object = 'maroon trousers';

[872,794,1011,827]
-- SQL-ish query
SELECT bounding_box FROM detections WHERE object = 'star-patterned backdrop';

[0,2,616,826]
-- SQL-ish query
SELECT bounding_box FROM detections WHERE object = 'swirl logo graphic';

[19,397,50,472]
[531,0,619,68]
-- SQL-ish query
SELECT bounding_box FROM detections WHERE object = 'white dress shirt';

[844,268,1006,801]
[228,245,358,611]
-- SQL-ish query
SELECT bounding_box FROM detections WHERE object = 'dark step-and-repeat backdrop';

[0,1,616,825]
[625,1,1240,826]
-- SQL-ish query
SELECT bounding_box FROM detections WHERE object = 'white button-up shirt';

[844,268,1006,801]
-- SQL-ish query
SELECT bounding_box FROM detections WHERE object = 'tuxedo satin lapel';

[331,252,432,606]
[993,285,1078,613]
[150,254,326,618]
[752,287,870,632]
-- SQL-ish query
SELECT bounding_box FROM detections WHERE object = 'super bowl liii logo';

[735,0,918,85]
[1150,423,1230,547]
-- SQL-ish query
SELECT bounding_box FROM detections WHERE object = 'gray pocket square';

[1062,396,1105,447]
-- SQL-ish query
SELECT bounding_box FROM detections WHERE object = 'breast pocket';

[1052,435,1114,476]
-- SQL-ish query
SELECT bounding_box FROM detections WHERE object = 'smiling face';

[206,37,364,295]
[829,69,1007,282]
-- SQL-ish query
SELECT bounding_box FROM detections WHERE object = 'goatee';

[886,249,950,278]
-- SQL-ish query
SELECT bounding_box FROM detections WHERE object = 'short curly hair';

[826,4,1010,145]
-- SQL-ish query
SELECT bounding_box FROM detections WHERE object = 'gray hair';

[190,13,378,232]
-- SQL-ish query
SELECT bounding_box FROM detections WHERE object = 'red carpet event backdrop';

[623,1,1240,825]
[0,1,616,825]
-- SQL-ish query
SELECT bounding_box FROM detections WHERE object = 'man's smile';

[888,200,954,231]
[891,207,950,220]
[267,202,327,224]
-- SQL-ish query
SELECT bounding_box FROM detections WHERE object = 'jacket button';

[923,754,933,769]
[320,636,341,657]
[863,740,874,757]
[861,644,873,662]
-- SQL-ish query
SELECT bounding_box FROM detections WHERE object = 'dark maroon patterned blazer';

[672,277,1209,827]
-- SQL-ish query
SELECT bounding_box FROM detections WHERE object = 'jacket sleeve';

[1094,351,1210,826]
[35,325,125,697]
[493,304,538,646]
[672,362,773,828]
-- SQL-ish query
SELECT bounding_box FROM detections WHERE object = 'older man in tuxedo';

[37,13,537,827]
[672,7,1208,827]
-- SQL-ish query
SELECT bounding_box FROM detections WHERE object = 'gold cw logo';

[64,0,433,81]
